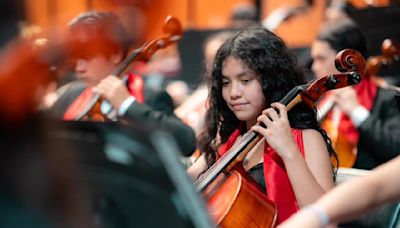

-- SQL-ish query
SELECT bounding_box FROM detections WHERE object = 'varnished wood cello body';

[206,170,276,227]
[197,50,366,227]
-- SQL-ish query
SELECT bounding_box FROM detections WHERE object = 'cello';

[71,16,182,121]
[196,49,366,227]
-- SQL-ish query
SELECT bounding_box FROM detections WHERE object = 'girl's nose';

[230,82,242,99]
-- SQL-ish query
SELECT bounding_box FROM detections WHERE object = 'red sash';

[63,73,144,120]
[263,129,303,224]
[218,128,304,225]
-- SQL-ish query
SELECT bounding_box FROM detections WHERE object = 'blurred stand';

[46,120,213,228]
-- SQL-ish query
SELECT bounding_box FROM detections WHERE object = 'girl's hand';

[251,102,298,159]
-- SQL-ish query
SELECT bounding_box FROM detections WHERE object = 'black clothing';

[248,163,266,192]
[51,81,196,156]
[121,98,196,156]
[355,88,400,169]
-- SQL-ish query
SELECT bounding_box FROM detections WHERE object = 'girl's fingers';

[251,125,268,136]
[262,107,279,121]
[271,102,288,120]
[258,114,273,127]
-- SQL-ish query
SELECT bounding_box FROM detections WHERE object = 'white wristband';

[304,204,330,227]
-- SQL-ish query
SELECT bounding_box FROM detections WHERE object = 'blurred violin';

[75,16,182,121]
[196,49,365,227]
[366,38,400,93]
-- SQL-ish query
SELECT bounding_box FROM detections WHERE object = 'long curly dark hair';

[197,27,337,177]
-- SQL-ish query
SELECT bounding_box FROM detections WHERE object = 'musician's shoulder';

[50,80,86,117]
[57,80,86,97]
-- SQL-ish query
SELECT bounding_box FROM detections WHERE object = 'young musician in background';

[311,19,400,169]
[51,11,196,156]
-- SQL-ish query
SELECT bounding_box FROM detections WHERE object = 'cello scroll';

[287,49,365,110]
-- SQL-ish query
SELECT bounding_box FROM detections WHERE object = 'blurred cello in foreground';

[0,34,64,126]
[196,49,365,227]
[0,22,95,226]
[318,38,399,168]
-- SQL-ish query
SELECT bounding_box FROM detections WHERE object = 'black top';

[50,81,196,156]
[248,163,266,192]
[355,87,400,169]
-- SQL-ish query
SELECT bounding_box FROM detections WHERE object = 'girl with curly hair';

[188,27,337,224]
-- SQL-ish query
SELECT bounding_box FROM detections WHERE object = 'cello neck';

[111,48,142,77]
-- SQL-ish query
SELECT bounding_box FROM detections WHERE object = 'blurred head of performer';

[68,11,131,87]
[311,19,367,79]
[203,31,234,74]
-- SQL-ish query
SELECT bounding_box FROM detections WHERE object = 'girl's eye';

[222,80,229,86]
[241,79,251,84]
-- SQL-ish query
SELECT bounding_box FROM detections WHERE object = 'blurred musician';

[51,11,196,156]
[311,19,400,169]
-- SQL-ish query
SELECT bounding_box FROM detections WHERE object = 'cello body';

[206,170,276,228]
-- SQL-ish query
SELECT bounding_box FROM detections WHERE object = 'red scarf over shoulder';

[218,128,304,225]
[63,73,144,120]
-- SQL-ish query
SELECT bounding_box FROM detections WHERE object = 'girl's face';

[221,56,266,128]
